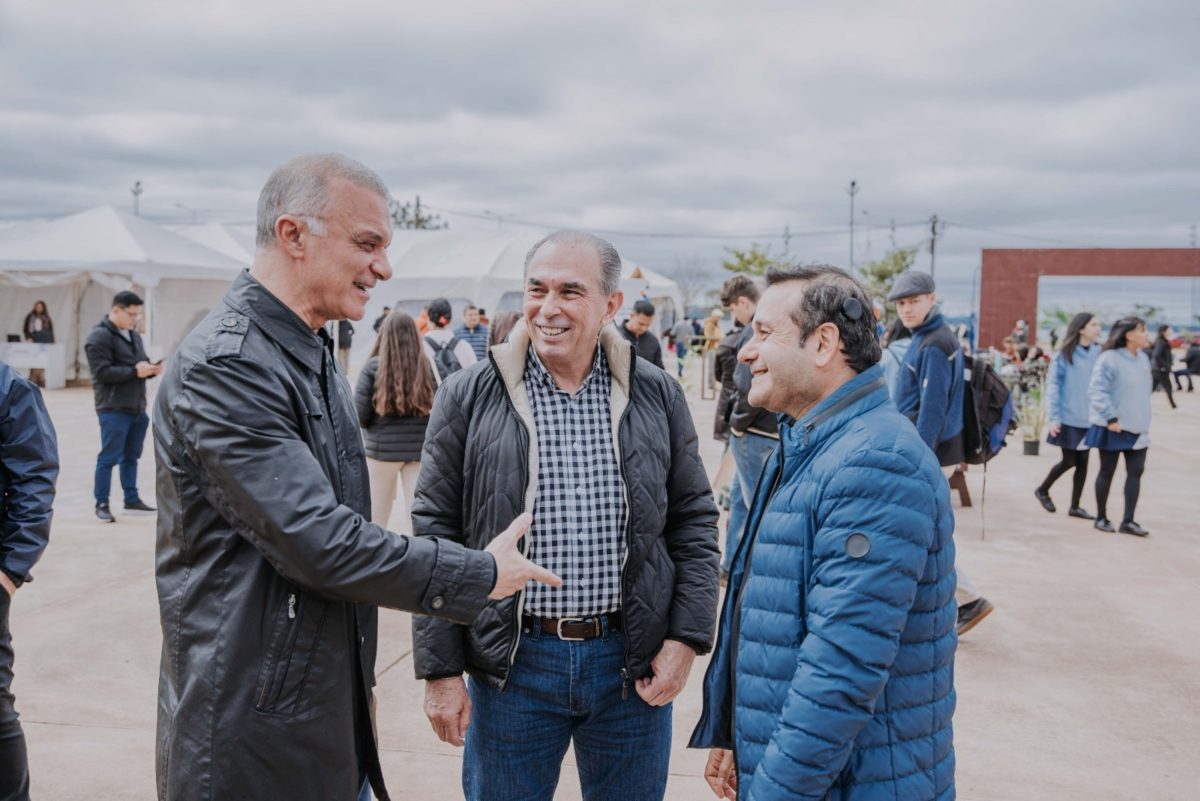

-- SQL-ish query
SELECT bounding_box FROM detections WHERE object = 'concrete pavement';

[10,374,1200,800]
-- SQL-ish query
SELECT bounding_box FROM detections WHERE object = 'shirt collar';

[225,270,327,374]
[526,342,607,394]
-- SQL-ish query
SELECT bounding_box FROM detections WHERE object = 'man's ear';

[604,290,625,324]
[275,215,307,259]
[813,322,841,367]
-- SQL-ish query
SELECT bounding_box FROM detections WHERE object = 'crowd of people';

[0,149,1190,801]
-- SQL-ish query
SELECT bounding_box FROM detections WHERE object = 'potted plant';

[1014,360,1047,455]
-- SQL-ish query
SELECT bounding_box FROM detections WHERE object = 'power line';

[941,220,1094,248]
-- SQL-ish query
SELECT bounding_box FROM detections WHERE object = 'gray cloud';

[2,0,1197,315]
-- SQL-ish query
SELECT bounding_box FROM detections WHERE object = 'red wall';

[978,249,1200,349]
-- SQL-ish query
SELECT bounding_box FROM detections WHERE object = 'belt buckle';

[556,617,588,641]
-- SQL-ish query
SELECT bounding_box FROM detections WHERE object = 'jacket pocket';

[254,588,329,717]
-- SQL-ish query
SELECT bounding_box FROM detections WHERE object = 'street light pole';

[847,180,859,268]
[131,181,143,216]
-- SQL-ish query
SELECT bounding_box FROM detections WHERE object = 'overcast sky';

[2,0,1197,316]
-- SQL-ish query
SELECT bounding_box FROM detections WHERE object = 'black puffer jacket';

[354,357,430,462]
[153,272,495,801]
[411,320,720,687]
[84,317,149,413]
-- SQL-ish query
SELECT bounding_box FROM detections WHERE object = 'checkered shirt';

[522,345,627,618]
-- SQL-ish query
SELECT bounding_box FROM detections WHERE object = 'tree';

[857,247,916,323]
[662,257,718,313]
[1130,303,1163,326]
[721,243,787,276]
[390,194,447,229]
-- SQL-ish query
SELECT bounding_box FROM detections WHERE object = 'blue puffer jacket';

[691,367,957,801]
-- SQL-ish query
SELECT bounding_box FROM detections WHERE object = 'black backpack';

[425,335,464,382]
[962,356,1014,465]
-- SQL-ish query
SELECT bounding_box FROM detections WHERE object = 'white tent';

[0,206,244,379]
[353,230,685,364]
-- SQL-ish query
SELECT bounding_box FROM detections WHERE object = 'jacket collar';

[224,270,327,374]
[783,365,889,450]
[489,318,634,394]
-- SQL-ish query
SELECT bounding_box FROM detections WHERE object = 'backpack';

[962,356,1014,465]
[425,335,464,383]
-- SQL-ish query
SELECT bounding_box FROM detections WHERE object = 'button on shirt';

[523,346,627,618]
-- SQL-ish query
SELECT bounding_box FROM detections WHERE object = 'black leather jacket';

[411,320,720,688]
[153,272,495,801]
[84,317,149,413]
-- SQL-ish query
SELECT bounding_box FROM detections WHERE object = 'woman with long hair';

[1084,317,1153,536]
[487,310,522,348]
[1150,324,1177,410]
[22,300,54,343]
[1034,312,1102,518]
[354,312,437,534]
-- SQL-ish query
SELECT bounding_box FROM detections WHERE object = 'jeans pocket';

[254,589,328,716]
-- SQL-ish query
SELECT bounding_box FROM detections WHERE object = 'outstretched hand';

[485,513,561,600]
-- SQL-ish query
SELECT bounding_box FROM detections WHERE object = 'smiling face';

[294,177,393,326]
[895,292,936,330]
[524,240,622,374]
[737,281,821,418]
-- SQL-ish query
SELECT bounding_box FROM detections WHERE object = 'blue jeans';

[725,432,777,568]
[464,622,671,801]
[94,411,149,505]
[723,472,744,574]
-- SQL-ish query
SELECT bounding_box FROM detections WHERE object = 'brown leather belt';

[521,612,623,641]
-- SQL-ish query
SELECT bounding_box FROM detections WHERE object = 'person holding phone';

[84,290,161,523]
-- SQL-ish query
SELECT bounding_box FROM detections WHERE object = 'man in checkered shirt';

[412,229,720,801]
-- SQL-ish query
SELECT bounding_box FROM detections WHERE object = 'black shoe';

[123,499,156,513]
[956,598,995,636]
[1068,506,1095,520]
[95,503,115,523]
[1118,521,1149,537]
[1034,488,1056,513]
[1094,517,1115,533]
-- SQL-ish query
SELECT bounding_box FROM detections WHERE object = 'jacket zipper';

[613,380,634,700]
[728,438,787,780]
[491,351,534,690]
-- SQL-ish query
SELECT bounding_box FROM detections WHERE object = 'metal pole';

[848,180,858,268]
[929,214,939,279]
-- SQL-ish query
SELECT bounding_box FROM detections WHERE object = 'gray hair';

[524,230,623,295]
[255,153,390,248]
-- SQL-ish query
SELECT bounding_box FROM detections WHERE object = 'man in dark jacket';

[692,266,956,801]
[720,275,779,578]
[413,230,719,801]
[618,298,666,369]
[152,153,557,801]
[890,271,993,635]
[84,290,161,522]
[0,361,58,800]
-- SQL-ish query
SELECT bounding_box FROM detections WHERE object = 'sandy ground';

[9,358,1200,800]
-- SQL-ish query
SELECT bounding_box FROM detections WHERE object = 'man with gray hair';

[152,153,558,801]
[413,229,720,801]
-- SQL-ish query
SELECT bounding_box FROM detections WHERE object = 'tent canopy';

[0,207,243,378]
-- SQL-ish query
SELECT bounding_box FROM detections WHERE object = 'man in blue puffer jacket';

[690,265,956,801]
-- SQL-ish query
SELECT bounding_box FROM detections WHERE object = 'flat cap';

[887,271,936,301]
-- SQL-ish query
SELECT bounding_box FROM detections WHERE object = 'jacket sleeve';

[409,375,475,678]
[1046,353,1065,427]
[651,337,665,370]
[167,355,494,619]
[662,379,721,653]
[85,329,138,384]
[1088,354,1118,423]
[913,345,953,449]
[0,378,59,583]
[354,361,376,428]
[747,448,935,801]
